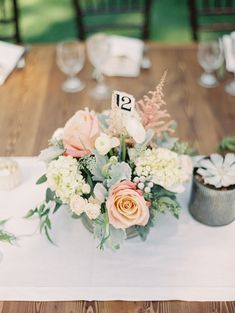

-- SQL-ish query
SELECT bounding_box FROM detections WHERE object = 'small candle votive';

[0,159,21,191]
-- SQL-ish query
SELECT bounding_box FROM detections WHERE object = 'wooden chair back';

[188,0,235,41]
[72,0,152,40]
[0,0,21,43]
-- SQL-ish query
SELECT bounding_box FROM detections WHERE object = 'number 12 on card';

[112,91,135,113]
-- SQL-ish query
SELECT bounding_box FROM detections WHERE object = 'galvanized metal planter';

[189,174,235,226]
[81,213,138,239]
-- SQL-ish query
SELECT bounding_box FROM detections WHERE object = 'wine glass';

[87,33,111,100]
[56,40,85,93]
[225,34,235,96]
[197,40,224,88]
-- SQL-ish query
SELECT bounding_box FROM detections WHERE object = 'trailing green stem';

[120,135,126,162]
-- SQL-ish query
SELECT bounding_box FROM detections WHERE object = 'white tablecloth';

[0,157,234,301]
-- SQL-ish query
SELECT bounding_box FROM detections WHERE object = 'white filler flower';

[197,153,235,188]
[124,116,146,144]
[46,156,86,203]
[95,133,120,155]
[70,195,88,216]
[85,198,101,219]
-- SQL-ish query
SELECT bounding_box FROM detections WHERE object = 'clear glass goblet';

[56,40,85,93]
[225,35,235,96]
[87,33,111,100]
[197,40,224,88]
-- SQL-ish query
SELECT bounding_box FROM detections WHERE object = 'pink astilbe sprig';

[136,71,175,138]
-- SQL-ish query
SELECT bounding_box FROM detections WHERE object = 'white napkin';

[102,36,144,77]
[0,41,25,86]
[223,31,235,72]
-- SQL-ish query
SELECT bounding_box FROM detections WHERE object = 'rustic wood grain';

[0,43,234,312]
[2,300,235,313]
[0,43,234,157]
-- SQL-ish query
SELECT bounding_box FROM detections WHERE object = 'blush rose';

[106,180,150,229]
[63,108,100,157]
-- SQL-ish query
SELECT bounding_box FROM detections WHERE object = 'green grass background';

[19,0,192,43]
[10,0,233,43]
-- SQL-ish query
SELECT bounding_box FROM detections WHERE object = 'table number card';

[112,90,135,114]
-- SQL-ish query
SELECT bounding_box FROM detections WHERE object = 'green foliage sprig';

[172,141,197,156]
[26,176,63,244]
[218,136,235,153]
[0,219,17,244]
[135,185,181,241]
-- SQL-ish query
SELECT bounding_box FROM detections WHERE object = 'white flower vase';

[81,214,138,239]
[189,174,235,226]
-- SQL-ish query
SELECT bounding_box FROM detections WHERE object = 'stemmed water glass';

[87,33,111,100]
[225,34,235,96]
[56,40,85,93]
[197,40,224,88]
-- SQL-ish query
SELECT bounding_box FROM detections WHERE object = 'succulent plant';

[172,140,197,156]
[197,153,235,188]
[218,136,235,153]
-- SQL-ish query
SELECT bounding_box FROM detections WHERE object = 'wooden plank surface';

[0,43,234,312]
[0,43,234,157]
[1,300,235,313]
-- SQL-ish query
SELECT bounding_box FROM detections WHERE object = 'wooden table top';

[0,43,234,313]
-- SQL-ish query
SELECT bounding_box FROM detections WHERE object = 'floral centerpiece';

[27,73,193,250]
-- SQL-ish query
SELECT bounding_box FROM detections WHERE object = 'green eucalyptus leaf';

[0,219,8,226]
[46,188,55,203]
[53,202,62,214]
[24,208,38,218]
[36,174,47,185]
[44,226,55,245]
[38,204,45,215]
[151,184,176,199]
[93,213,110,250]
[71,212,82,219]
[82,168,94,193]
[45,217,51,229]
[39,208,50,218]
[0,230,16,244]
[106,226,126,250]
[107,162,132,187]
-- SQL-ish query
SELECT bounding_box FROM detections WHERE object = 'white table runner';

[0,157,234,301]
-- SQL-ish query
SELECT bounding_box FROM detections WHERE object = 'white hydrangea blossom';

[46,156,86,203]
[135,147,187,191]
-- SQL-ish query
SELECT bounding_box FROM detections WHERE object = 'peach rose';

[63,108,100,157]
[106,180,150,229]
